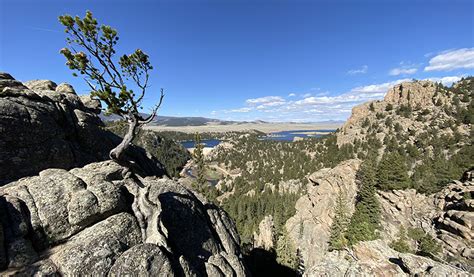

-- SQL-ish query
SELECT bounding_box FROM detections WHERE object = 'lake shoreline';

[144,122,342,134]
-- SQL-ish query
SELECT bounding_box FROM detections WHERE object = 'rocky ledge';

[0,161,248,276]
[0,73,165,185]
[306,239,468,276]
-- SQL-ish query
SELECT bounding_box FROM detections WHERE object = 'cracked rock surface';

[0,73,165,185]
[0,161,248,276]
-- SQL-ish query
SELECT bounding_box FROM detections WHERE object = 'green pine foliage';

[377,152,411,190]
[407,227,442,258]
[346,159,381,245]
[276,229,298,269]
[419,234,442,259]
[193,132,206,186]
[328,191,349,251]
[390,226,411,253]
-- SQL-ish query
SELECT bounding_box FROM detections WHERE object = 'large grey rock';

[79,94,101,114]
[108,243,177,276]
[24,79,57,91]
[285,159,361,268]
[51,212,142,276]
[433,169,474,267]
[305,240,468,276]
[55,83,76,94]
[2,162,127,245]
[0,73,165,185]
[378,189,439,243]
[0,161,248,276]
[253,215,275,250]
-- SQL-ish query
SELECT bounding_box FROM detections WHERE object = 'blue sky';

[1,0,473,122]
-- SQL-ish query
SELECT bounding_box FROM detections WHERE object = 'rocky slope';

[285,159,361,267]
[281,159,473,275]
[306,239,467,276]
[337,79,472,148]
[0,73,165,185]
[0,161,248,276]
[434,169,474,268]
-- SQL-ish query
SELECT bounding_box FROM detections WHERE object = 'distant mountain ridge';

[100,113,342,127]
[99,113,236,126]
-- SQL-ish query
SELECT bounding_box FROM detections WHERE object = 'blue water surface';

[181,139,221,148]
[180,130,336,148]
[259,129,335,142]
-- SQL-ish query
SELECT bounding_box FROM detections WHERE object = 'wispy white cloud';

[425,75,464,85]
[288,93,296,97]
[227,107,253,113]
[389,67,417,76]
[347,65,368,75]
[425,48,474,71]
[302,93,312,98]
[246,96,285,105]
[28,26,62,33]
[220,74,466,122]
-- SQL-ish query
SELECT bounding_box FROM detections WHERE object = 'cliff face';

[0,73,165,185]
[434,170,474,265]
[0,161,248,276]
[337,79,472,148]
[285,159,361,267]
[284,160,473,276]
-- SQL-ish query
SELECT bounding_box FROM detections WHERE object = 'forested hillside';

[189,78,474,272]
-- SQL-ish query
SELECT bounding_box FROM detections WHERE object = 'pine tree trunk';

[109,116,138,163]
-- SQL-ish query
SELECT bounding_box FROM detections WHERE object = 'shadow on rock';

[244,247,298,277]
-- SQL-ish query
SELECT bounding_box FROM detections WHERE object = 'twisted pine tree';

[58,11,164,166]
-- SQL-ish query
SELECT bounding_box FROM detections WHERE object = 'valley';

[0,72,473,276]
[1,2,473,276]
[145,121,342,134]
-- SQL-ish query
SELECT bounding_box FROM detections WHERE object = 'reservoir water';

[259,129,335,141]
[181,139,221,148]
[180,129,335,148]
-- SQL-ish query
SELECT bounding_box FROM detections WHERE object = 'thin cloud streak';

[425,48,474,71]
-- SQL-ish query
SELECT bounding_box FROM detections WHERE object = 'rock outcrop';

[0,161,248,276]
[376,169,474,270]
[286,157,473,275]
[253,215,275,251]
[305,240,468,276]
[0,73,165,185]
[336,79,471,147]
[434,169,474,266]
[378,189,439,242]
[384,80,440,107]
[285,159,361,268]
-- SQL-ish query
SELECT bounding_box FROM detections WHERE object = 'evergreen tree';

[377,152,411,190]
[193,132,206,186]
[59,11,164,165]
[347,159,381,245]
[390,225,411,253]
[328,190,349,251]
[276,229,298,270]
